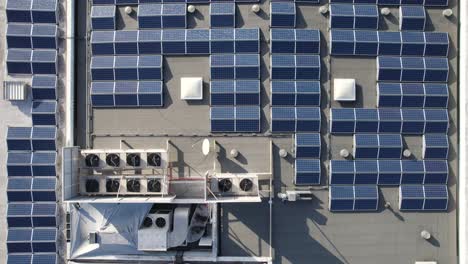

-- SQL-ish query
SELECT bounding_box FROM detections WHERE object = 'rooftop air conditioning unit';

[104,150,125,170]
[125,150,146,169]
[144,149,168,169]
[125,176,143,193]
[146,177,164,193]
[210,174,259,196]
[81,150,107,169]
[105,176,122,193]
[138,210,174,251]
[80,176,104,195]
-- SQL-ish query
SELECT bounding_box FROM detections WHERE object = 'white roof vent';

[333,78,356,102]
[181,77,203,100]
[3,81,26,101]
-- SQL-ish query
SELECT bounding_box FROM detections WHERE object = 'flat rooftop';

[74,0,459,263]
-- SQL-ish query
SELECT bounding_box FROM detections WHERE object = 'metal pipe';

[65,0,76,147]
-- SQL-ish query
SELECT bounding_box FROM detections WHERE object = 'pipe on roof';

[65,0,75,147]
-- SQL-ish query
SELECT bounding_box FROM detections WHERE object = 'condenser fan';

[126,153,141,167]
[127,179,141,192]
[239,179,253,192]
[142,217,153,228]
[155,217,166,228]
[85,154,100,167]
[147,153,162,167]
[218,179,232,192]
[148,179,162,192]
[106,154,120,167]
[85,179,100,192]
[106,179,120,192]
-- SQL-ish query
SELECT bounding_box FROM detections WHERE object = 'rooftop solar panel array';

[329,0,448,5]
[377,83,448,108]
[330,108,449,134]
[399,185,448,210]
[91,55,163,81]
[210,106,261,132]
[91,81,164,107]
[271,55,321,80]
[330,160,448,185]
[210,80,260,106]
[353,134,403,159]
[271,81,321,106]
[93,0,260,3]
[295,133,321,159]
[7,50,58,75]
[271,107,321,133]
[210,3,236,28]
[329,185,379,211]
[270,2,296,28]
[138,4,187,29]
[399,6,426,31]
[377,56,449,82]
[330,4,379,30]
[295,159,321,185]
[210,54,260,79]
[6,0,58,24]
[330,30,449,57]
[270,29,320,54]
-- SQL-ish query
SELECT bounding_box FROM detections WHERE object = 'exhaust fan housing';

[127,179,141,192]
[126,153,141,167]
[106,153,121,167]
[85,179,100,193]
[85,154,100,168]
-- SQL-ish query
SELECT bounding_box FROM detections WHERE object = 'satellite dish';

[202,139,210,156]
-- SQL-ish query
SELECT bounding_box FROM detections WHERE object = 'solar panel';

[329,160,355,185]
[271,81,295,106]
[235,54,260,79]
[138,4,162,29]
[424,83,448,108]
[353,134,379,159]
[424,57,449,82]
[114,30,138,55]
[401,83,424,107]
[271,55,296,80]
[270,2,296,28]
[235,28,260,53]
[6,0,32,23]
[423,134,449,159]
[423,160,448,184]
[235,106,260,132]
[353,5,379,30]
[423,185,448,210]
[32,203,57,227]
[235,80,260,105]
[401,109,425,134]
[186,29,210,54]
[31,126,57,151]
[31,50,57,75]
[271,29,295,54]
[7,152,33,177]
[377,56,402,82]
[114,81,139,106]
[7,49,32,75]
[399,185,425,210]
[295,159,321,185]
[377,160,401,185]
[210,80,235,105]
[377,83,402,107]
[138,55,163,80]
[138,30,162,54]
[7,228,33,253]
[161,4,186,28]
[271,107,296,132]
[378,134,403,159]
[7,24,32,49]
[32,228,57,252]
[296,107,321,132]
[329,185,354,211]
[330,29,355,55]
[211,106,235,132]
[354,108,378,133]
[8,254,32,264]
[354,160,378,184]
[330,108,355,134]
[7,203,33,228]
[91,5,116,30]
[32,152,57,177]
[7,127,32,151]
[399,6,426,31]
[378,108,402,133]
[32,253,57,264]
[210,3,235,28]
[90,56,114,81]
[31,75,57,101]
[210,54,235,79]
[31,0,58,24]
[91,82,115,107]
[424,109,449,133]
[295,29,320,54]
[378,31,402,56]
[7,178,33,202]
[354,30,378,56]
[424,32,449,57]
[114,56,138,80]
[401,57,425,82]
[31,101,57,126]
[401,31,425,56]
[329,4,354,29]
[295,133,321,158]
[210,28,235,53]
[401,160,425,184]
[354,185,378,211]
[91,31,114,55]
[296,55,321,80]
[138,81,164,106]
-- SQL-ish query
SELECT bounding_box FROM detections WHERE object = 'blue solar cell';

[138,30,162,54]
[211,107,235,132]
[401,32,425,56]
[354,134,379,159]
[7,152,33,177]
[235,80,260,105]
[161,29,186,54]
[270,2,296,28]
[296,133,321,158]
[424,32,449,57]
[424,0,448,6]
[32,254,57,264]
[400,6,426,31]
[378,31,402,56]
[211,54,235,79]
[354,30,378,56]
[330,108,355,134]
[31,126,56,151]
[330,30,355,55]
[91,82,115,107]
[32,152,56,177]
[31,0,58,24]
[401,83,424,107]
[114,31,138,55]
[31,50,57,75]
[235,106,260,132]
[7,127,32,151]
[91,56,114,81]
[423,134,449,159]
[234,28,259,53]
[271,29,295,54]
[271,107,296,132]
[424,109,449,133]
[138,4,162,29]
[378,56,402,82]
[354,5,379,30]
[401,57,425,82]
[31,24,57,49]
[295,55,320,80]
[91,5,116,30]
[423,160,448,184]
[31,101,57,126]
[330,4,354,29]
[211,80,235,106]
[296,81,320,106]
[8,203,32,228]
[295,159,321,185]
[114,81,138,106]
[296,107,321,132]
[138,81,163,106]
[271,55,296,80]
[186,29,210,54]
[295,29,320,54]
[235,54,260,79]
[378,134,402,159]
[424,83,448,108]
[7,24,32,49]
[329,186,354,211]
[401,160,425,184]
[377,160,401,185]
[6,0,33,23]
[401,109,425,134]
[210,29,235,53]
[7,228,33,253]
[354,160,378,184]
[7,49,33,75]
[329,160,355,185]
[400,185,424,210]
[354,185,378,210]
[378,108,402,133]
[91,31,115,55]
[377,83,402,107]
[271,81,295,106]
[424,57,449,82]
[355,108,378,133]
[114,56,138,80]
[423,185,448,210]
[162,4,186,28]
[211,3,235,27]
[31,75,57,101]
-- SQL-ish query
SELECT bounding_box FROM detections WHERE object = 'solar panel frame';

[399,5,426,31]
[377,83,402,107]
[295,159,321,185]
[329,160,355,185]
[330,108,356,134]
[399,184,425,210]
[354,185,379,211]
[330,29,355,55]
[423,160,448,184]
[270,2,296,28]
[329,185,355,211]
[378,31,402,56]
[424,109,449,134]
[295,133,321,158]
[355,108,379,133]
[377,160,402,185]
[423,134,449,159]
[7,24,33,49]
